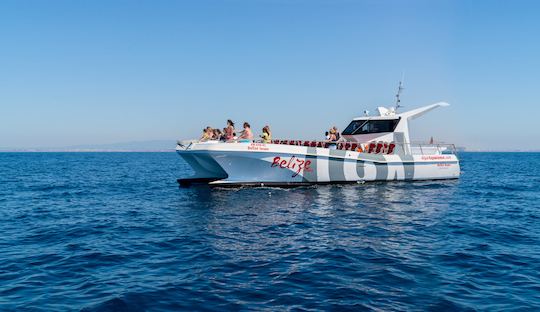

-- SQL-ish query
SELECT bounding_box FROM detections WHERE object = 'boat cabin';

[341,102,450,149]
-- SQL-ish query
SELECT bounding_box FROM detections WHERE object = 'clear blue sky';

[1,0,539,150]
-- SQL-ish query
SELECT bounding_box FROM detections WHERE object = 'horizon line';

[1,149,540,153]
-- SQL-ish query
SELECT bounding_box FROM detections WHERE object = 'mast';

[395,79,404,112]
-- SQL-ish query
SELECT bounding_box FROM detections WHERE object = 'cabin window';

[342,119,400,135]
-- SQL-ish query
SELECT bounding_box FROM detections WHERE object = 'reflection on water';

[181,181,459,265]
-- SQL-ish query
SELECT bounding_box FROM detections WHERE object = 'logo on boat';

[420,155,451,161]
[271,156,312,178]
[248,143,269,151]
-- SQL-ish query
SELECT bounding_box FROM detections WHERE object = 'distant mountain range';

[1,141,539,152]
[0,140,177,152]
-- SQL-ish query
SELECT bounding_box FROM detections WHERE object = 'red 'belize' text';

[271,156,312,178]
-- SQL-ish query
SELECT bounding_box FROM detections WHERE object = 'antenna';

[395,74,404,111]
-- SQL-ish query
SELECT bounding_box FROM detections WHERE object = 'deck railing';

[178,139,457,156]
[396,143,457,156]
[266,140,457,156]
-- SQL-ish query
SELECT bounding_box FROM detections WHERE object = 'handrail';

[180,138,457,156]
[394,142,457,155]
[279,140,457,156]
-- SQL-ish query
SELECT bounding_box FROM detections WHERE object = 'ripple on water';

[0,152,539,310]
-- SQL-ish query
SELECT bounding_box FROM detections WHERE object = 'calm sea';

[0,152,539,311]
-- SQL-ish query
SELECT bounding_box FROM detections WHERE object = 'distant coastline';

[460,149,540,153]
[1,140,539,153]
[0,140,177,153]
[0,149,175,152]
[1,147,540,153]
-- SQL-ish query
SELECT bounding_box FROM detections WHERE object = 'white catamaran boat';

[176,95,460,187]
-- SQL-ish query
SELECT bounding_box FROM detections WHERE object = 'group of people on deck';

[200,121,342,144]
[200,120,272,143]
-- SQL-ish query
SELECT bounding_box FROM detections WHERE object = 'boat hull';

[176,142,460,186]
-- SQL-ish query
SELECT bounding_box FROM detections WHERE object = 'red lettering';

[292,159,302,177]
[304,160,312,172]
[271,156,281,167]
[270,156,313,178]
[287,156,296,169]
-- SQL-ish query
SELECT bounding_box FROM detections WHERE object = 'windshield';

[342,119,400,135]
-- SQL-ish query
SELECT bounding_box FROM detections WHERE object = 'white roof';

[352,102,449,121]
[352,115,400,121]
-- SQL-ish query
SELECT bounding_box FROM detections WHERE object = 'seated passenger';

[221,128,228,141]
[329,128,337,141]
[260,125,272,143]
[325,131,330,140]
[333,126,341,141]
[200,127,213,141]
[213,129,222,141]
[224,119,235,141]
[239,122,254,141]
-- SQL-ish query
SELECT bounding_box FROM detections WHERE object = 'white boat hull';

[176,142,460,186]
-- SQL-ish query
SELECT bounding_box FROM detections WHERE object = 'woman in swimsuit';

[239,122,254,141]
[224,120,235,141]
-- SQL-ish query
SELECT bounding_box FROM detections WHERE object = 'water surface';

[0,152,539,310]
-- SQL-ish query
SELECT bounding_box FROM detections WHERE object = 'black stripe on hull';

[178,178,460,188]
[177,177,224,187]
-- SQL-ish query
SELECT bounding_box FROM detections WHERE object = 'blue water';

[1,152,539,311]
